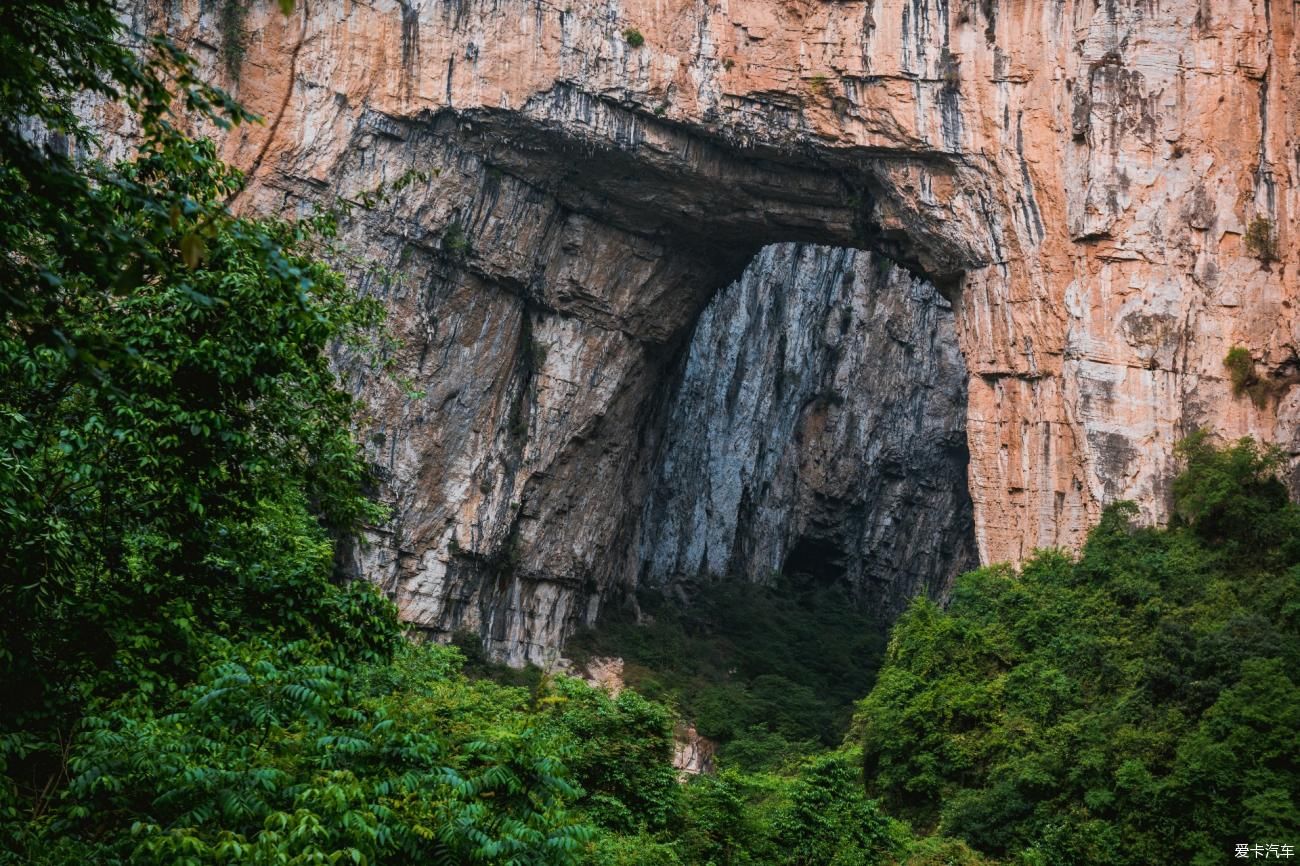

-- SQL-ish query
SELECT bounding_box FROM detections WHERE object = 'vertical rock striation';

[639,244,974,615]
[110,0,1300,661]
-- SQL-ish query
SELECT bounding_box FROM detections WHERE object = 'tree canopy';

[1,3,595,863]
[855,437,1300,865]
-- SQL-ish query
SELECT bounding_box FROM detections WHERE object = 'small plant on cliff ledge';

[218,0,249,79]
[1224,345,1275,407]
[1224,345,1300,407]
[1244,215,1278,260]
[1224,346,1260,397]
[940,47,961,92]
[1227,343,1300,408]
[808,73,830,97]
[623,27,645,48]
[442,220,470,257]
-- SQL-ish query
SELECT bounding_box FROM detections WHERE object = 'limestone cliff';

[121,0,1299,661]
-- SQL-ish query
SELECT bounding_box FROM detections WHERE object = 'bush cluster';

[856,434,1300,864]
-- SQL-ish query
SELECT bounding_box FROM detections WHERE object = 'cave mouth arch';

[631,241,977,621]
[427,95,980,313]
[334,99,983,664]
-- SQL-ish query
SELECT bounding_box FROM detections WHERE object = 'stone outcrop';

[120,0,1299,661]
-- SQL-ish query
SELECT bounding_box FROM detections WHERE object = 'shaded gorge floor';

[567,574,890,773]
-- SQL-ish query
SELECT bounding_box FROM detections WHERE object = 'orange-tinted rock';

[122,0,1298,658]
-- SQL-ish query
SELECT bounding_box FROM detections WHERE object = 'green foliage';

[0,4,592,864]
[581,832,684,866]
[542,678,681,834]
[11,641,596,865]
[770,752,898,866]
[1222,346,1297,408]
[1223,344,1279,407]
[856,436,1300,864]
[1171,431,1299,561]
[442,220,470,256]
[566,576,888,771]
[1,0,397,776]
[0,127,391,711]
[676,771,769,865]
[1224,345,1259,396]
[623,28,646,48]
[1244,216,1277,260]
[896,835,990,866]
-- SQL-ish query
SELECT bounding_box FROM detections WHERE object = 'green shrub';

[1224,345,1258,396]
[623,27,645,47]
[1244,216,1278,260]
[442,220,470,256]
[855,436,1300,864]
[771,752,899,866]
[542,677,682,834]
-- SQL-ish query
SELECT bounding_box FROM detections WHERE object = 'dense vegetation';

[0,3,590,862]
[566,577,888,772]
[857,433,1300,865]
[3,2,1297,865]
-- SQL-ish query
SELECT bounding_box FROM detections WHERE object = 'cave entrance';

[563,238,976,769]
[633,241,976,617]
[339,105,982,670]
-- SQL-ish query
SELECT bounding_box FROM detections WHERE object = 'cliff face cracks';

[125,0,1300,662]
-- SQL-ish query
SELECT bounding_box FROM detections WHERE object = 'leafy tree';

[856,436,1300,865]
[770,752,898,866]
[0,4,595,864]
[2,0,390,729]
[677,771,768,866]
[1171,430,1299,560]
[541,678,681,834]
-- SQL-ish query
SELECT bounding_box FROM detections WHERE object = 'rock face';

[639,244,974,616]
[122,0,1298,661]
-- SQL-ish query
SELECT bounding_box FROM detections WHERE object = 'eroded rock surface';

[639,244,974,616]
[119,0,1300,661]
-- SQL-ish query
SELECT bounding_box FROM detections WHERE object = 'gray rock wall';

[639,244,975,616]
